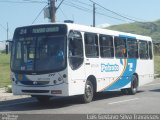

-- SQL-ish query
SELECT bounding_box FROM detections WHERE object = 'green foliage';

[108,20,160,42]
[5,85,12,93]
[0,54,11,88]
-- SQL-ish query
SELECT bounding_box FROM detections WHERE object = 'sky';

[0,0,160,46]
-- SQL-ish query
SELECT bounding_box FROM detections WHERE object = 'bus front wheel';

[82,80,94,103]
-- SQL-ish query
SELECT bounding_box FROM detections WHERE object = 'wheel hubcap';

[86,84,92,98]
[132,77,138,92]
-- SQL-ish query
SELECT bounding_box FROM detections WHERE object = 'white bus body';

[11,23,154,103]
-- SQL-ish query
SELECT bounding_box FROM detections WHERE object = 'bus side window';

[68,30,84,70]
[127,39,138,59]
[148,41,153,59]
[114,37,127,58]
[99,35,114,58]
[139,40,149,59]
[84,33,99,58]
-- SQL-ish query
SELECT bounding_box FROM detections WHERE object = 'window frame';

[139,40,149,60]
[127,38,138,59]
[84,32,99,58]
[99,34,114,58]
[148,41,153,60]
[114,36,127,58]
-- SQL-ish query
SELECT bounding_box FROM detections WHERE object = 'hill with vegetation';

[108,20,160,42]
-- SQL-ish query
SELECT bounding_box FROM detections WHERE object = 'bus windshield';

[11,25,67,74]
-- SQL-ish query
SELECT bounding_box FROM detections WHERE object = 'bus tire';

[82,80,94,103]
[128,75,138,95]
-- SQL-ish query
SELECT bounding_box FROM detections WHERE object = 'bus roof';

[65,23,152,41]
[17,23,152,41]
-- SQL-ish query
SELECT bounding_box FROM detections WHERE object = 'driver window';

[68,30,84,70]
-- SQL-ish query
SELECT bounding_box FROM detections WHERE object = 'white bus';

[11,23,154,103]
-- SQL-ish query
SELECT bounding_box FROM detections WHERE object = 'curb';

[0,88,29,102]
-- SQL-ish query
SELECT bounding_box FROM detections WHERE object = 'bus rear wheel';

[121,75,138,95]
[82,80,94,103]
[128,75,138,95]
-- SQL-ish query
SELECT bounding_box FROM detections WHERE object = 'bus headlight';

[58,77,62,81]
[52,73,64,85]
[53,78,64,85]
[53,80,57,84]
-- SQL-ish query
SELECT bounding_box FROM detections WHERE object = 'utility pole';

[48,0,65,23]
[49,0,56,23]
[93,3,96,27]
[0,23,9,41]
[6,22,9,54]
[7,22,9,41]
[0,22,9,54]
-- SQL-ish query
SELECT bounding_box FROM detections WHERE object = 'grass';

[0,53,160,88]
[0,53,11,88]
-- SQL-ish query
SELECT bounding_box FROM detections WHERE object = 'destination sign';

[14,25,67,37]
[32,27,59,34]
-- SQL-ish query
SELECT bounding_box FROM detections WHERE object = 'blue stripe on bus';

[104,59,137,91]
[15,74,65,87]
[119,35,136,39]
[15,74,48,86]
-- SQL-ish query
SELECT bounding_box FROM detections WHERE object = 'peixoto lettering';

[101,63,119,72]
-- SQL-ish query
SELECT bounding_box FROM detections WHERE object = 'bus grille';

[22,90,49,93]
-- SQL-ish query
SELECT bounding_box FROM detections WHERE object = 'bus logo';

[101,63,119,72]
[33,81,37,85]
